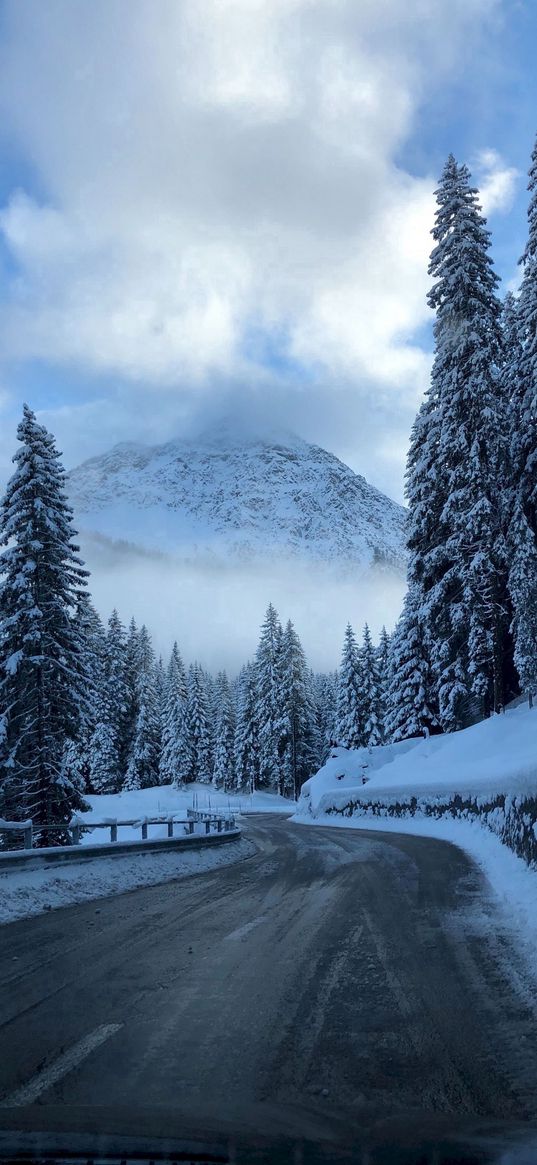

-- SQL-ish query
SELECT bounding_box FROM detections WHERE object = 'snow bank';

[299,703,537,816]
[0,836,256,925]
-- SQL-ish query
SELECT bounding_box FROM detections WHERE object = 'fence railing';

[0,810,236,851]
[0,818,34,849]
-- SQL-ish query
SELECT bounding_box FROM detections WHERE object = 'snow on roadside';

[300,703,537,817]
[0,837,256,926]
[79,784,293,845]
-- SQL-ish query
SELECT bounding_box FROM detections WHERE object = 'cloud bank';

[0,1,521,662]
[0,0,513,501]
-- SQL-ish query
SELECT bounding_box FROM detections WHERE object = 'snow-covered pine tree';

[122,617,141,767]
[311,671,338,765]
[124,624,161,791]
[358,624,383,748]
[203,667,217,763]
[515,136,537,541]
[405,391,447,711]
[508,504,537,707]
[61,597,122,799]
[504,136,537,705]
[279,620,316,799]
[501,290,523,545]
[305,670,323,770]
[502,292,522,410]
[159,642,188,786]
[66,595,107,793]
[376,625,391,740]
[407,155,512,729]
[234,662,259,792]
[155,653,166,709]
[254,603,285,790]
[59,738,88,809]
[89,704,121,794]
[212,672,235,790]
[104,609,130,780]
[0,406,90,841]
[385,585,439,742]
[335,624,362,748]
[183,662,213,784]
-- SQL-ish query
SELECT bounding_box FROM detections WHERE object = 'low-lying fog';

[81,534,406,673]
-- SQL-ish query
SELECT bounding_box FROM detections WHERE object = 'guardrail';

[0,810,236,851]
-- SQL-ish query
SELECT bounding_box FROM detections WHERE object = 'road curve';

[1,816,537,1157]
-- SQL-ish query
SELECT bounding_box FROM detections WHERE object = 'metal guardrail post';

[1,810,231,851]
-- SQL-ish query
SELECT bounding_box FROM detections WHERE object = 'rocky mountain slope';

[67,428,407,577]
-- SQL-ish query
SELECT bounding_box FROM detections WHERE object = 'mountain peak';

[175,416,306,452]
[67,430,407,578]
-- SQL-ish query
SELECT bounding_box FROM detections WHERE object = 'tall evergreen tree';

[122,617,140,766]
[104,609,130,780]
[184,662,213,784]
[89,702,121,794]
[279,620,315,798]
[68,595,106,792]
[515,136,537,539]
[508,505,537,708]
[502,292,522,411]
[124,625,161,791]
[0,406,90,841]
[335,624,362,748]
[376,625,391,741]
[212,672,235,790]
[255,604,285,790]
[406,155,512,728]
[203,667,217,762]
[358,624,382,748]
[311,670,338,764]
[504,137,537,704]
[385,585,439,742]
[160,642,188,786]
[234,662,259,792]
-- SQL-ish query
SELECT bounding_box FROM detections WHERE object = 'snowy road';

[2,816,537,1157]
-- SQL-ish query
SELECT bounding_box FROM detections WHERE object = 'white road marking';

[224,916,264,941]
[1,1023,123,1107]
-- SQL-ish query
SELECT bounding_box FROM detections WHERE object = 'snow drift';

[296,703,537,866]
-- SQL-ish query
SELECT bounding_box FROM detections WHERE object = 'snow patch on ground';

[0,836,256,926]
[79,784,293,845]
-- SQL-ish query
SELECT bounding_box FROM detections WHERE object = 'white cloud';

[477,148,520,216]
[0,0,505,498]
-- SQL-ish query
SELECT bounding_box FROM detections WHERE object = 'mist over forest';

[81,534,405,673]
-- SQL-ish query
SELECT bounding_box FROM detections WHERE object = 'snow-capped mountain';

[67,427,407,577]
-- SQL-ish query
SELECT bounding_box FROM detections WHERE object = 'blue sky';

[0,0,535,503]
